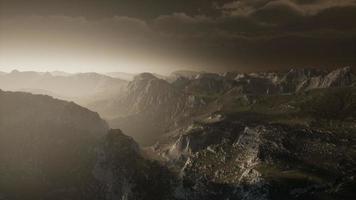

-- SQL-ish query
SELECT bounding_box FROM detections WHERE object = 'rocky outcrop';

[297,67,353,91]
[93,129,140,200]
[277,68,325,93]
[274,67,353,93]
[152,115,356,200]
[93,129,176,200]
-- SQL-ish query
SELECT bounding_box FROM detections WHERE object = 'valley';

[0,67,355,199]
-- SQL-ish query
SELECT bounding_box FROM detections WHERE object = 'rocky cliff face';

[275,67,353,93]
[123,73,184,115]
[93,129,141,200]
[92,73,205,145]
[296,67,353,92]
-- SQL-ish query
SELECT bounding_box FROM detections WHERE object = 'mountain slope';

[0,90,108,200]
[147,84,356,200]
[152,101,356,200]
[277,67,353,93]
[90,73,204,145]
[0,90,177,200]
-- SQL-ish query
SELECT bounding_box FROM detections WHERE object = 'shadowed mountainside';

[0,90,174,200]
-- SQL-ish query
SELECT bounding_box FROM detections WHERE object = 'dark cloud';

[220,0,356,16]
[0,0,355,72]
[251,0,305,24]
[0,0,230,19]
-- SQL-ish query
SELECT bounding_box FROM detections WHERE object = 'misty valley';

[0,67,355,200]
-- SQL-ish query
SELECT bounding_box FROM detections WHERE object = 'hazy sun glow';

[0,16,185,74]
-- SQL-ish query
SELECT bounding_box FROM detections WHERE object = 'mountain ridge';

[87,66,355,145]
[0,66,355,200]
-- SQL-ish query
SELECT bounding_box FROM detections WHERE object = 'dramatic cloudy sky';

[0,0,355,74]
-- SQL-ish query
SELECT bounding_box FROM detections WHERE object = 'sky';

[0,0,355,74]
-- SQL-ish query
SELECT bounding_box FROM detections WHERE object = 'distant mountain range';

[0,67,354,144]
[0,70,128,105]
[106,71,136,81]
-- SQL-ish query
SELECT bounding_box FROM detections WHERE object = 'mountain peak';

[10,69,20,74]
[133,73,158,81]
[104,129,140,154]
[195,72,221,80]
